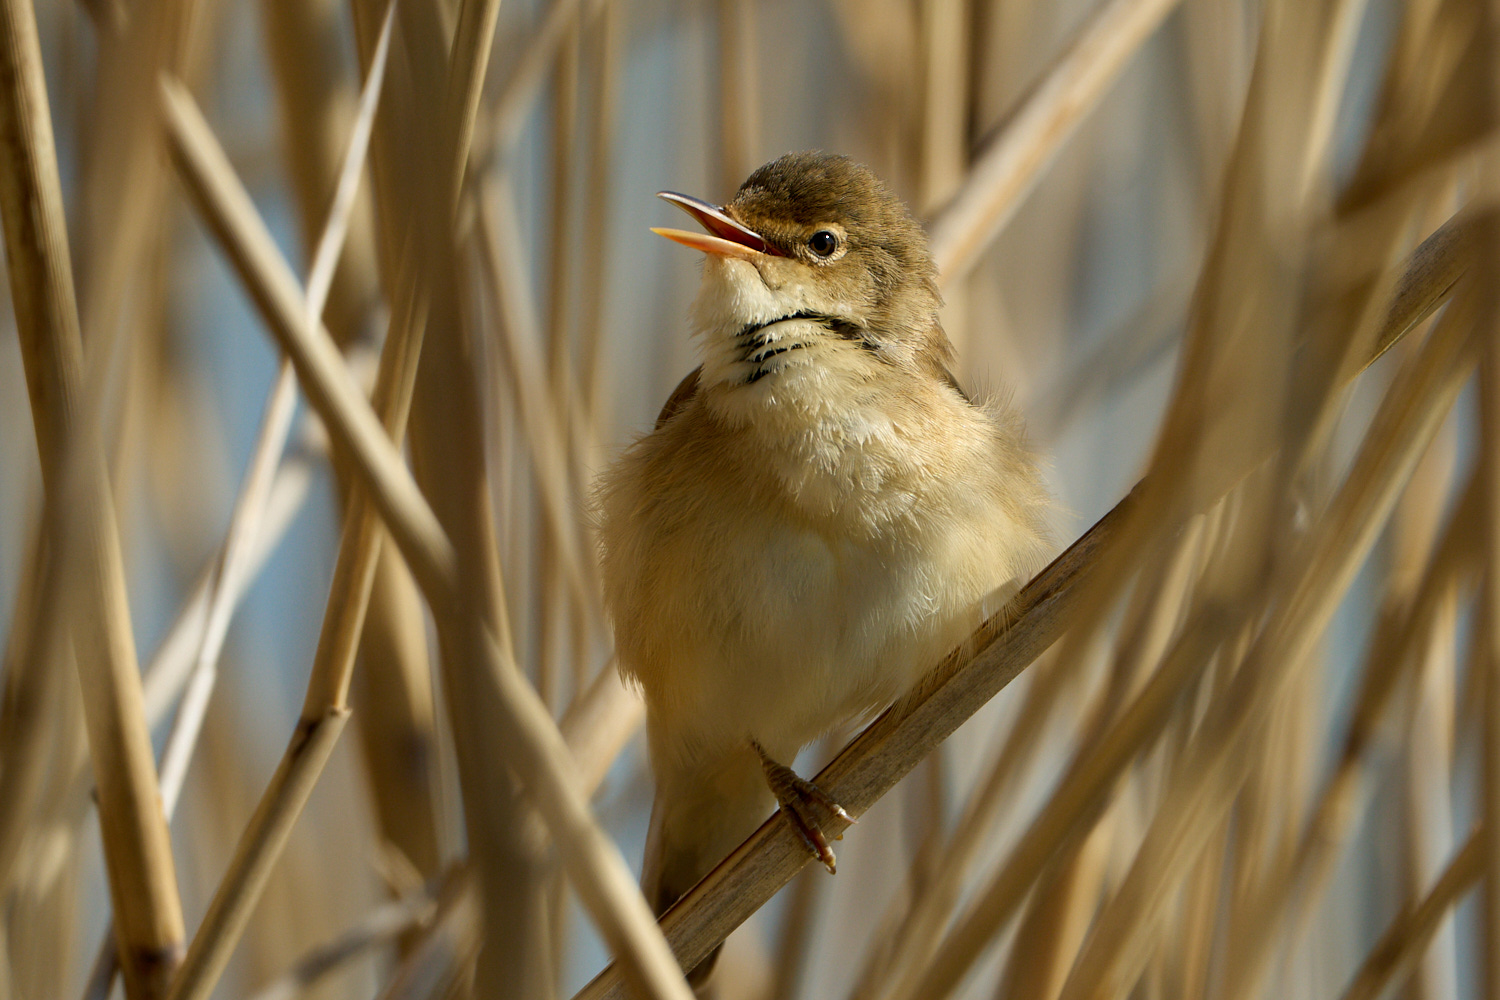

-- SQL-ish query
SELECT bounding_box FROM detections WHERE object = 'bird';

[594,150,1050,983]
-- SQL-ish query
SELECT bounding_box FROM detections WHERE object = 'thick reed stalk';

[1214,471,1481,1000]
[0,0,185,994]
[567,209,1474,1000]
[1047,292,1476,1000]
[161,72,696,1000]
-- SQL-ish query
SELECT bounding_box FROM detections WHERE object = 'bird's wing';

[655,365,703,428]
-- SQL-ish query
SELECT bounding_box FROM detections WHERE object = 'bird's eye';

[808,230,839,257]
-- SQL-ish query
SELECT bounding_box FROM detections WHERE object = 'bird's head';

[654,152,950,404]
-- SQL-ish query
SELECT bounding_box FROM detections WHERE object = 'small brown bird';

[595,151,1049,979]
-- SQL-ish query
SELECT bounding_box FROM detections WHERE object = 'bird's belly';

[645,514,993,765]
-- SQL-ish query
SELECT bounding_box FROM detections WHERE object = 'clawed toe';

[751,741,856,874]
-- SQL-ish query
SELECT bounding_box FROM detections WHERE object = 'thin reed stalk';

[569,207,1473,1000]
[1214,470,1481,1000]
[1340,826,1483,1000]
[160,69,696,1000]
[928,0,1187,285]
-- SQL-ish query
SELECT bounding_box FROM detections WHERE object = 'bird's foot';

[751,741,854,874]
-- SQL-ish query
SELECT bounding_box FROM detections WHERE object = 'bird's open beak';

[652,191,780,260]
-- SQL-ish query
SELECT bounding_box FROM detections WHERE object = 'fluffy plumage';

[594,152,1050,952]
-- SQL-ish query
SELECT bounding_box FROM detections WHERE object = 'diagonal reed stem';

[928,0,1187,287]
[567,206,1480,1000]
[1339,825,1482,1000]
[160,48,696,1000]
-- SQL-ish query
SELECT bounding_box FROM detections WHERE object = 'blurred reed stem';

[261,0,445,886]
[570,197,1479,1000]
[0,0,186,993]
[1340,826,1482,1000]
[928,0,1186,285]
[161,21,695,998]
[1480,270,1500,1000]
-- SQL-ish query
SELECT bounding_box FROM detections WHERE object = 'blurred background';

[0,0,1493,997]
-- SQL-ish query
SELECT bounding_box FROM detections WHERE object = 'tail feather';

[640,751,776,992]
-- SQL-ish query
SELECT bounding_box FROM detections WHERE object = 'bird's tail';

[641,750,775,990]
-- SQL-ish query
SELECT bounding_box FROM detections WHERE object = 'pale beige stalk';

[568,206,1475,1000]
[0,0,185,993]
[1215,470,1481,1000]
[1340,827,1483,1000]
[161,72,695,1000]
[1045,287,1477,1000]
[928,0,1188,286]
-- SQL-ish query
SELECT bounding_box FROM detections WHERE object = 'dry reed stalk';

[161,69,697,1000]
[1481,289,1500,1000]
[156,34,452,995]
[0,520,66,900]
[887,597,1235,1000]
[0,0,188,992]
[162,85,451,584]
[487,0,609,163]
[994,513,1226,1000]
[1404,586,1462,994]
[1295,0,1371,203]
[575,0,621,430]
[260,0,380,349]
[1165,803,1230,999]
[716,0,760,196]
[917,0,967,215]
[570,204,1473,1000]
[1046,281,1478,1000]
[927,0,1186,286]
[139,453,313,726]
[475,175,597,619]
[766,866,822,1000]
[996,805,1118,1000]
[350,0,568,989]
[25,431,303,995]
[80,26,396,996]
[261,0,444,885]
[557,661,645,795]
[352,544,446,879]
[538,20,580,711]
[227,660,628,1000]
[1196,24,1492,976]
[1214,468,1481,1000]
[1178,0,1249,200]
[1394,418,1461,1000]
[857,506,1214,998]
[1340,826,1482,1000]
